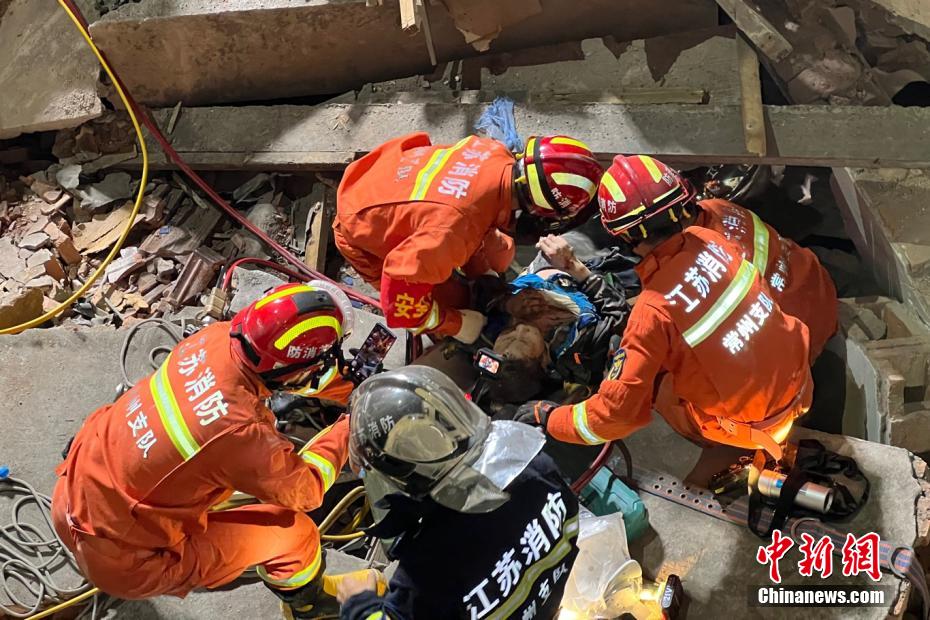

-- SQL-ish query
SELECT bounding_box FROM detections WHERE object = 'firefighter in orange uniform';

[334,132,603,343]
[694,197,837,360]
[52,281,383,619]
[517,155,813,461]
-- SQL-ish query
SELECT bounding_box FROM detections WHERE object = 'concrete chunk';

[87,0,716,107]
[0,287,43,330]
[0,0,102,139]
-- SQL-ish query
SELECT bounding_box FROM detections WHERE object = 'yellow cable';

[0,0,149,335]
[317,486,367,535]
[26,587,100,620]
[321,531,366,542]
[340,499,369,534]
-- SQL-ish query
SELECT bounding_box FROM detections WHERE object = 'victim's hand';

[536,234,591,281]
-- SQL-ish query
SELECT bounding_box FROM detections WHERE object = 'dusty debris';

[2,129,338,328]
[154,257,177,284]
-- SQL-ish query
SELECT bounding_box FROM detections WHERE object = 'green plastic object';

[580,467,648,542]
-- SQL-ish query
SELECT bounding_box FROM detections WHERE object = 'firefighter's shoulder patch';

[606,349,626,381]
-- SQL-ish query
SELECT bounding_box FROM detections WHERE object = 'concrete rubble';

[0,137,343,329]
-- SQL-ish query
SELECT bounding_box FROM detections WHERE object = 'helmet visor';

[347,367,489,494]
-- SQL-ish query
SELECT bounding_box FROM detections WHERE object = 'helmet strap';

[230,325,262,367]
[259,345,340,385]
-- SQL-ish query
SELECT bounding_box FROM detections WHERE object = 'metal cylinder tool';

[757,469,835,513]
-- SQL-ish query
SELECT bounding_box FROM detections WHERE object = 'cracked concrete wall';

[474,27,741,104]
[0,0,102,139]
[87,0,717,106]
[833,168,930,326]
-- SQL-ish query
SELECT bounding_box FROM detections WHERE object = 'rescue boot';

[271,567,386,620]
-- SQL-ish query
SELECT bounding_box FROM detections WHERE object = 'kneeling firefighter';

[519,155,813,462]
[52,282,382,618]
[338,366,580,620]
[334,132,603,344]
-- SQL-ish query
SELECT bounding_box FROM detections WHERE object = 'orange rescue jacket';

[334,132,516,335]
[547,227,813,458]
[55,321,349,551]
[696,199,837,359]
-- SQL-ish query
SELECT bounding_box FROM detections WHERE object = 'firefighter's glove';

[514,400,557,428]
[453,310,488,344]
[269,392,315,421]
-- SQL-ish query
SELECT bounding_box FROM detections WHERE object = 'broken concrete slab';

[833,168,930,325]
[0,0,103,139]
[473,27,739,104]
[871,0,930,40]
[228,267,287,315]
[135,101,930,170]
[87,0,716,107]
[831,297,930,453]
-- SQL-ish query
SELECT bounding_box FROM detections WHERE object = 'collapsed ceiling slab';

[124,99,930,170]
[0,0,103,139]
[86,0,718,107]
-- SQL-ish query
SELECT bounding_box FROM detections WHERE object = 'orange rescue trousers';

[53,487,323,599]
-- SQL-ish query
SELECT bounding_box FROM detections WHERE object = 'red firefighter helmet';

[230,281,355,386]
[597,155,696,237]
[516,135,603,222]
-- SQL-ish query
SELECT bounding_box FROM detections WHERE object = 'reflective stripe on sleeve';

[300,450,338,492]
[748,211,770,275]
[149,355,201,460]
[257,544,323,589]
[408,137,471,200]
[572,402,607,445]
[683,260,757,347]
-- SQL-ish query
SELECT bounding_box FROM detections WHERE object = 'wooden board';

[715,0,792,62]
[304,186,335,272]
[736,34,765,157]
